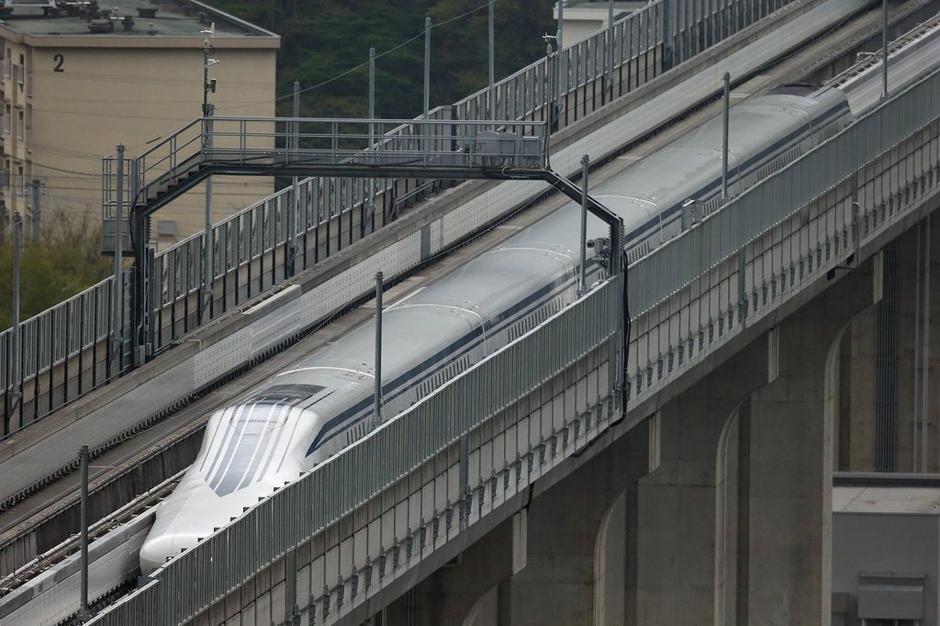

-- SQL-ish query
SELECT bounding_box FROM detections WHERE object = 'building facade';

[554,1,645,47]
[0,0,279,246]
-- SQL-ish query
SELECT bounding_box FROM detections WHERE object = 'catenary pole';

[882,0,889,99]
[488,0,495,118]
[78,444,90,622]
[112,145,124,356]
[202,103,214,322]
[424,16,432,118]
[607,0,614,101]
[11,212,21,366]
[288,80,301,277]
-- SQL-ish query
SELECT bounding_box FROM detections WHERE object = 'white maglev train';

[140,85,852,573]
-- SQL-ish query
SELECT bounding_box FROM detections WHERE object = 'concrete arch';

[714,403,742,626]
[712,320,851,626]
[461,585,498,626]
[594,489,627,626]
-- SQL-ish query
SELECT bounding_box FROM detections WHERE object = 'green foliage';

[211,0,555,118]
[0,212,112,330]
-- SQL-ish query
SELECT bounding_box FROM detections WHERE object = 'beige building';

[554,1,645,47]
[0,0,279,246]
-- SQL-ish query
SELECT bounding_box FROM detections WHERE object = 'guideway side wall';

[636,257,876,625]
[380,255,877,626]
[836,216,940,473]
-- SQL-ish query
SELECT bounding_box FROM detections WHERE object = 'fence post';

[78,444,91,623]
[424,16,432,119]
[661,0,674,71]
[881,0,888,99]
[288,80,301,278]
[29,180,40,242]
[722,72,731,200]
[488,0,495,119]
[374,271,384,426]
[7,213,22,434]
[201,104,214,323]
[112,145,125,361]
[606,0,614,103]
[579,155,589,295]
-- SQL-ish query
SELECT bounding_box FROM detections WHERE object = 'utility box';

[473,130,542,168]
[832,474,940,625]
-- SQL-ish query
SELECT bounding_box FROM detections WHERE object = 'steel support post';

[579,154,589,295]
[201,104,214,324]
[738,247,747,323]
[112,145,124,359]
[78,444,91,623]
[369,47,376,141]
[367,48,377,228]
[131,209,148,368]
[607,0,614,102]
[29,180,40,242]
[423,16,431,118]
[374,271,384,426]
[722,72,731,200]
[288,80,301,277]
[882,0,888,99]
[488,0,495,118]
[369,46,377,217]
[557,0,564,48]
[547,40,558,139]
[11,213,21,405]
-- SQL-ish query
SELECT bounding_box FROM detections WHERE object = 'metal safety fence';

[87,275,623,626]
[85,59,940,626]
[2,0,800,436]
[0,277,122,435]
[625,66,940,402]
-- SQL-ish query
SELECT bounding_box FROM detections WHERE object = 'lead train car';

[140,86,851,573]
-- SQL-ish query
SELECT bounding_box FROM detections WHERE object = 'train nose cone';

[139,532,200,575]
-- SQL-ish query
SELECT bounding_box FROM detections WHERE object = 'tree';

[210,0,554,119]
[0,212,112,330]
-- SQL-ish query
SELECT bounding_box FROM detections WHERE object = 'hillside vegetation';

[213,0,555,118]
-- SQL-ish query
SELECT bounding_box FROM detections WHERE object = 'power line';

[217,0,492,113]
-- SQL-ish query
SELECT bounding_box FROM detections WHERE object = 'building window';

[3,105,9,135]
[16,109,23,139]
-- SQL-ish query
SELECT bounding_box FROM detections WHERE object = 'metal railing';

[0,276,123,434]
[625,65,940,401]
[128,118,548,209]
[4,0,799,437]
[88,275,624,626]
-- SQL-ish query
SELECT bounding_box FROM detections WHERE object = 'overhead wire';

[216,0,492,113]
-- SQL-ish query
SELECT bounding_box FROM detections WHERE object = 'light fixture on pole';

[200,23,219,323]
[201,23,220,117]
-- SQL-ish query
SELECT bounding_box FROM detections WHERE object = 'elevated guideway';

[80,59,940,625]
[0,0,893,512]
[3,0,936,620]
